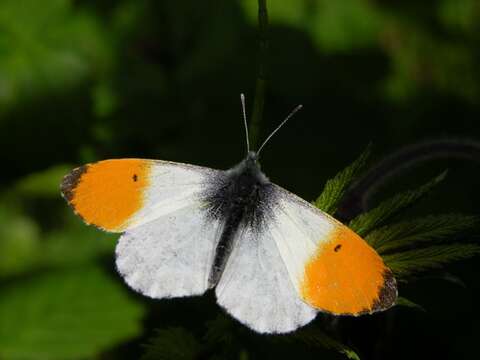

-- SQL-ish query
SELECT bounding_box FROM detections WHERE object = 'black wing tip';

[371,269,398,312]
[350,269,397,317]
[60,165,88,202]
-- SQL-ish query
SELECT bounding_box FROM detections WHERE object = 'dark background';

[0,0,479,359]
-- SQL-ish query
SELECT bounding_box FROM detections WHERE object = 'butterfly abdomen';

[205,157,276,286]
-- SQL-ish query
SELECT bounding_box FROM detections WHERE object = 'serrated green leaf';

[314,144,371,214]
[366,214,478,254]
[0,264,145,360]
[384,244,480,280]
[425,272,467,288]
[396,297,425,311]
[290,327,360,360]
[349,171,447,237]
[142,327,201,360]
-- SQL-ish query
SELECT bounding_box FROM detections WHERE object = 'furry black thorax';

[204,152,277,286]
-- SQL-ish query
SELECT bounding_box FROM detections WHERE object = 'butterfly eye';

[334,244,342,252]
[132,174,138,182]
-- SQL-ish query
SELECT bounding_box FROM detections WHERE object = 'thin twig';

[249,0,269,151]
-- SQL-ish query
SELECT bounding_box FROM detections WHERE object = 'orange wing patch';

[61,159,152,232]
[300,226,396,315]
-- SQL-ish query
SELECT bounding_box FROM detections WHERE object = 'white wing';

[95,159,224,298]
[116,201,224,298]
[271,185,397,316]
[216,184,396,333]
[61,158,218,232]
[128,161,218,229]
[215,224,317,334]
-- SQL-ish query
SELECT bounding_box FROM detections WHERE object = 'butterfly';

[61,95,397,334]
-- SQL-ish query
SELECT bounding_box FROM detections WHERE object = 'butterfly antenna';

[241,93,250,153]
[257,104,303,155]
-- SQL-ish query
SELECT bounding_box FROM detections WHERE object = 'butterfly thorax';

[205,152,276,287]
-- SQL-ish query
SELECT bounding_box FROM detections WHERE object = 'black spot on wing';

[132,174,138,182]
[60,165,88,202]
[334,244,342,252]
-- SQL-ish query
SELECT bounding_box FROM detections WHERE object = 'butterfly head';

[246,151,259,163]
[225,151,268,186]
[243,151,263,173]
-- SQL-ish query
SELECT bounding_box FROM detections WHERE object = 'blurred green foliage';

[0,0,479,359]
[0,0,113,113]
[0,164,142,359]
[243,0,384,52]
[242,0,480,103]
[0,265,144,359]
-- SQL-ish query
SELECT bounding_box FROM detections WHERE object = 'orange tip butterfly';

[61,95,397,334]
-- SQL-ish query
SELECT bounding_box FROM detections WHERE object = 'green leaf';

[366,214,478,254]
[15,165,72,198]
[290,327,360,360]
[308,0,384,52]
[314,144,371,214]
[383,22,478,103]
[383,244,480,280]
[142,327,201,360]
[0,202,115,278]
[40,214,116,268]
[0,205,40,277]
[0,0,113,110]
[438,0,477,32]
[241,0,384,53]
[0,264,145,360]
[349,171,447,237]
[92,81,118,119]
[395,297,425,312]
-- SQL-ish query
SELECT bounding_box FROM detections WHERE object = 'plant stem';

[249,0,269,151]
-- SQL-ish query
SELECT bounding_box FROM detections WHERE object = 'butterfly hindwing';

[116,202,223,298]
[215,224,317,334]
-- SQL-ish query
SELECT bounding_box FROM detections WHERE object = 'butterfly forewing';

[62,159,224,299]
[61,159,217,232]
[271,185,397,315]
